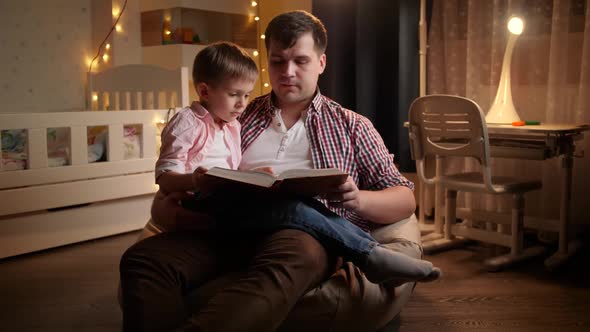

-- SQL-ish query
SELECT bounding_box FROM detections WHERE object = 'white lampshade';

[486,16,525,124]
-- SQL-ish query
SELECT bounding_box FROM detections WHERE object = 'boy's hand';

[324,176,362,212]
[191,166,209,190]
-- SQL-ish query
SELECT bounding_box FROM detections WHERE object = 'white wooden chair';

[408,95,545,271]
[87,64,190,111]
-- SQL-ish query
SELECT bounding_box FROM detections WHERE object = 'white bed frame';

[0,65,189,259]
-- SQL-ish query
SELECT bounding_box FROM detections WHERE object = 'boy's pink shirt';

[155,101,241,180]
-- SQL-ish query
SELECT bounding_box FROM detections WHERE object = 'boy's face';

[198,78,255,124]
[268,32,326,109]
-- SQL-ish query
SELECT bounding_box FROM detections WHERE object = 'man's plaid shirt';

[238,92,414,232]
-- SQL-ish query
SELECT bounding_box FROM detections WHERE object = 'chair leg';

[511,193,524,256]
[423,189,467,254]
[445,190,457,240]
[484,193,546,271]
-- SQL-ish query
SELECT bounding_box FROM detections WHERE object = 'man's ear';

[318,53,327,75]
[196,82,209,101]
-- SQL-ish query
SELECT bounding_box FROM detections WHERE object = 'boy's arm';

[157,172,194,194]
[151,190,215,231]
[157,167,209,194]
[156,110,205,193]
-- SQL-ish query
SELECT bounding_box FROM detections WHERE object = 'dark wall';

[313,0,422,171]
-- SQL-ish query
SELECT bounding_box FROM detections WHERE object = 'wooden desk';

[417,123,590,269]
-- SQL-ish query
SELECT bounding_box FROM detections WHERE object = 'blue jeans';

[184,194,378,269]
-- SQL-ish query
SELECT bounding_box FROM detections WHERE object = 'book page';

[278,168,346,180]
[205,167,277,188]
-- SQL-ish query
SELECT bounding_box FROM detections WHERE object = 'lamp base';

[485,103,521,124]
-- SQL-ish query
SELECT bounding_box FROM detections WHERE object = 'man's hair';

[264,10,327,54]
[192,41,258,86]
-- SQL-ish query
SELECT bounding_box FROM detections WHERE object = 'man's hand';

[151,190,215,232]
[252,166,275,175]
[324,176,363,212]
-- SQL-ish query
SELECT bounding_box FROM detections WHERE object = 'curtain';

[427,0,590,224]
[313,0,420,171]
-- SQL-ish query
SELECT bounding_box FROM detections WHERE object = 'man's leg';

[178,229,333,332]
[120,231,222,332]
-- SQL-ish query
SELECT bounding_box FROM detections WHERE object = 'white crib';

[0,64,189,259]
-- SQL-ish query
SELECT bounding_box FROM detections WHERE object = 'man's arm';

[326,114,416,224]
[325,177,416,224]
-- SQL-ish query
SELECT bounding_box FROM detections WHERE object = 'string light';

[250,0,266,94]
[112,7,120,17]
[102,54,109,62]
[87,0,128,73]
[92,94,98,101]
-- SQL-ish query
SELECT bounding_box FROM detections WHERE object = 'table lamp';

[486,16,525,124]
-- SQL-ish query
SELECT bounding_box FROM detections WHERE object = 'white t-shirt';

[198,129,232,170]
[240,109,313,174]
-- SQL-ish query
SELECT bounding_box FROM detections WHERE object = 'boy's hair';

[192,42,258,87]
[264,10,327,54]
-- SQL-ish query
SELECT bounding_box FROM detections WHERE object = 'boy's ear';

[196,82,209,101]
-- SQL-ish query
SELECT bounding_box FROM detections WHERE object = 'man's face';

[267,32,326,109]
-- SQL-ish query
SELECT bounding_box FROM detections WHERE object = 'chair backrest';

[408,94,491,166]
[87,64,190,111]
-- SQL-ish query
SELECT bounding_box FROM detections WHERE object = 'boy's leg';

[195,194,440,284]
[230,197,440,284]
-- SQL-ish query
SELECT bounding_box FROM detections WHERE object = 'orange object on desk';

[512,121,526,126]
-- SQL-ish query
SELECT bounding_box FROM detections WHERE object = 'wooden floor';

[0,231,589,332]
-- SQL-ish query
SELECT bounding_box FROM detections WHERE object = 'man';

[120,10,418,332]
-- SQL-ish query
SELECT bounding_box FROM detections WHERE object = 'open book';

[201,167,349,197]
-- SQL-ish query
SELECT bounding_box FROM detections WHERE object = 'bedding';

[1,126,142,171]
[2,129,28,170]
[123,126,142,159]
[88,127,107,162]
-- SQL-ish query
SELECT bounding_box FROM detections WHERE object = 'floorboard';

[0,231,588,331]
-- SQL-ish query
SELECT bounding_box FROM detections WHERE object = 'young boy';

[153,41,440,285]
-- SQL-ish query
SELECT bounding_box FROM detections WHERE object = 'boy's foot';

[421,267,442,282]
[364,245,442,284]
